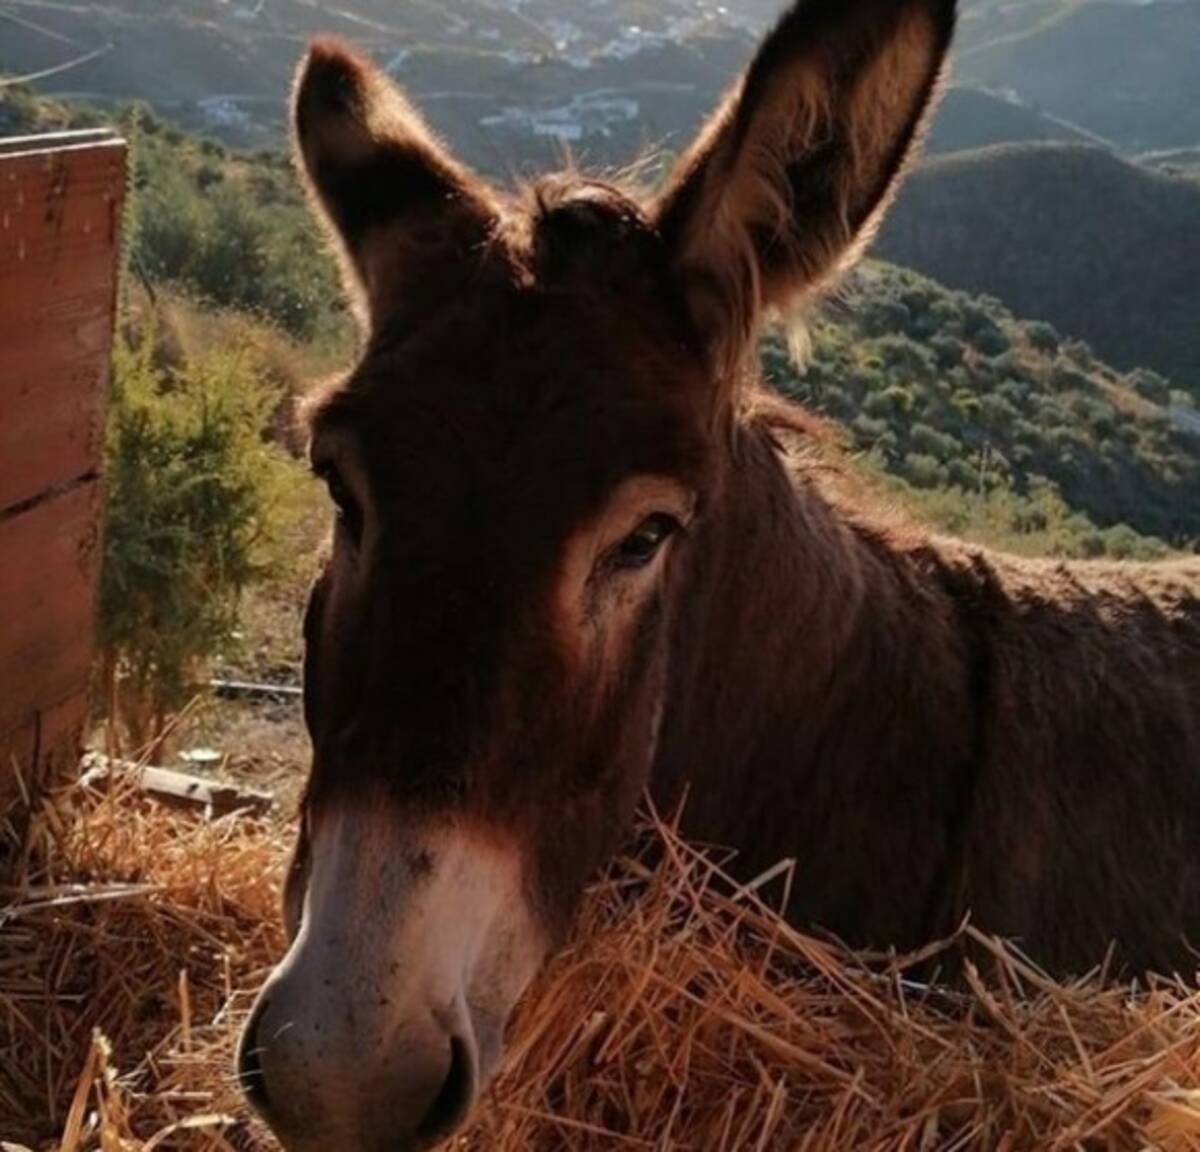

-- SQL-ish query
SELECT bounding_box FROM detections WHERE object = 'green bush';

[125,107,347,343]
[974,325,1011,357]
[97,321,305,748]
[1025,321,1060,354]
[765,263,1199,546]
[903,453,947,489]
[1126,368,1172,405]
[909,422,958,461]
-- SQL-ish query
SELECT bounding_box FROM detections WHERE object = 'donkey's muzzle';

[235,803,546,1150]
[237,969,477,1151]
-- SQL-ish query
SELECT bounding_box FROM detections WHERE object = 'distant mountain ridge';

[925,87,1097,155]
[956,0,1200,151]
[878,141,1200,392]
[5,0,1196,166]
[4,83,1193,556]
[0,0,759,156]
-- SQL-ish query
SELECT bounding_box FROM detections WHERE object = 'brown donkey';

[238,0,1200,1147]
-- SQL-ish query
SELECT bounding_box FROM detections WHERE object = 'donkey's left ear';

[293,39,501,330]
[654,0,956,373]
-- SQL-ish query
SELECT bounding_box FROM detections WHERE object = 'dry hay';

[5,778,1200,1151]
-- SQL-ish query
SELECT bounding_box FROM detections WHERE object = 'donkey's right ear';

[653,0,956,378]
[293,39,501,329]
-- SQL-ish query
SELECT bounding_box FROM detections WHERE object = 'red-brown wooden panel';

[37,689,92,785]
[0,133,125,514]
[0,478,103,738]
[0,719,38,817]
[0,130,125,862]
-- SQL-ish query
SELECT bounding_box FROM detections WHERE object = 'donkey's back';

[950,548,1200,972]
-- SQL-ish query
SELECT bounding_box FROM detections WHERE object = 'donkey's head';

[238,1,955,1147]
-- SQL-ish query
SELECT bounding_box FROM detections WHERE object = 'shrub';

[97,321,305,749]
[903,453,947,489]
[851,413,890,443]
[1050,363,1094,395]
[1125,368,1172,405]
[860,297,910,337]
[973,324,1011,357]
[1025,321,1060,355]
[947,459,979,490]
[909,422,957,461]
[979,394,1018,433]
[872,334,932,378]
[929,334,963,371]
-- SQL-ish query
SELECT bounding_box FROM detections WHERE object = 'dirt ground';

[99,497,329,818]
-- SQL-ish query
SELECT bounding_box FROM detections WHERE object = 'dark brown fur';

[283,0,1200,979]
[656,405,1200,971]
[288,0,1200,991]
[238,3,1200,1145]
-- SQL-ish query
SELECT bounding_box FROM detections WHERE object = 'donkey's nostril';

[237,1005,272,1115]
[416,1035,475,1143]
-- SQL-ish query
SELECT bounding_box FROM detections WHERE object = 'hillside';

[953,0,1074,51]
[0,0,758,162]
[924,86,1096,156]
[878,142,1200,393]
[956,0,1200,151]
[771,263,1198,552]
[2,87,1194,558]
[4,0,1188,173]
[0,86,348,345]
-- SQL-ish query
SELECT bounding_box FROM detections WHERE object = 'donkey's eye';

[613,513,680,570]
[317,465,362,542]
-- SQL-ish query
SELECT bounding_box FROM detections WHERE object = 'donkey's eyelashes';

[610,514,682,572]
[316,463,363,544]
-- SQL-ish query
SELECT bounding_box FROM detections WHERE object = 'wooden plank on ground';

[79,754,275,818]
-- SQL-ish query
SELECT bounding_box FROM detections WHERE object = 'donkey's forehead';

[311,179,708,453]
[317,299,710,478]
[522,176,664,282]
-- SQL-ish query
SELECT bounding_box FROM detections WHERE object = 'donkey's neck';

[652,412,981,947]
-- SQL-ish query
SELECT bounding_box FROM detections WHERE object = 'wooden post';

[0,129,126,866]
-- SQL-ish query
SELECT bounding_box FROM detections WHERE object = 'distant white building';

[535,121,583,142]
[198,96,250,128]
[481,90,640,142]
[543,18,583,48]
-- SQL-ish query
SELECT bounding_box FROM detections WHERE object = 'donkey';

[237,0,1200,1147]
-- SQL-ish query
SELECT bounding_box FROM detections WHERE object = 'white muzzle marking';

[239,804,545,1152]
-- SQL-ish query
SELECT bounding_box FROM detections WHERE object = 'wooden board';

[0,131,125,839]
[80,754,275,818]
[0,480,102,815]
[0,132,125,515]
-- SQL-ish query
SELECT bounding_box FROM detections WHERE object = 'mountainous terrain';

[876,142,1200,394]
[779,263,1197,550]
[954,0,1200,151]
[6,0,1197,165]
[2,3,1196,556]
[0,0,761,161]
[924,87,1095,155]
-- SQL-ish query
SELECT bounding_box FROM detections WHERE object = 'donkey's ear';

[654,0,955,373]
[292,39,501,329]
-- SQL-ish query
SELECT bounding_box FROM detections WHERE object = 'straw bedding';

[5,775,1200,1152]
